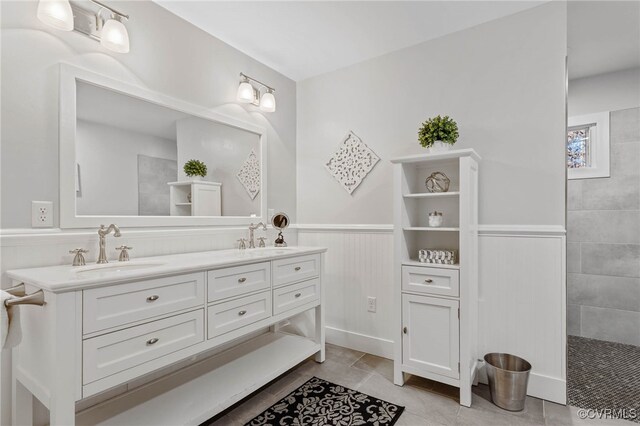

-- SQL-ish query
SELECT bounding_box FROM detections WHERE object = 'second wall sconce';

[237,73,276,113]
[37,0,130,54]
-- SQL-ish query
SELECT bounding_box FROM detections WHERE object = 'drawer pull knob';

[424,279,434,284]
[403,327,408,334]
[146,338,159,345]
[295,293,302,298]
[147,295,159,302]
[238,277,247,283]
[294,267,301,271]
[238,310,247,316]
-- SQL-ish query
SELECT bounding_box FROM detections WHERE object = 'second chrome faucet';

[247,222,267,249]
[97,224,121,264]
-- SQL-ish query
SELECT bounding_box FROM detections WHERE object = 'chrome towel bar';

[4,283,45,307]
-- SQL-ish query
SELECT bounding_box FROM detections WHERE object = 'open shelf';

[76,332,320,426]
[402,259,460,270]
[404,192,460,199]
[404,227,460,232]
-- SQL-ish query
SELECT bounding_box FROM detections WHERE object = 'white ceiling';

[155,1,546,81]
[568,1,640,80]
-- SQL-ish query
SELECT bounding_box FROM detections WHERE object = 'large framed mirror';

[59,64,267,228]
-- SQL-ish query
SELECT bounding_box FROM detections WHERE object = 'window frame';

[567,112,610,180]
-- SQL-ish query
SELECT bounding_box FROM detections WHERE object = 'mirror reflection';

[75,81,261,217]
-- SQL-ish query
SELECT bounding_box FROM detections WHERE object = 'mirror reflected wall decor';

[60,64,267,228]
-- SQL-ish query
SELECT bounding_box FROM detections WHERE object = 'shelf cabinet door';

[402,294,459,379]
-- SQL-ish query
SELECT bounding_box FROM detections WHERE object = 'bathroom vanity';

[7,247,326,425]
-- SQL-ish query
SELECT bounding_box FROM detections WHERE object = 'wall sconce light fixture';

[236,73,276,113]
[37,0,130,54]
[37,0,74,31]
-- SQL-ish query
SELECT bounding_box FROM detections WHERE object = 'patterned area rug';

[568,335,640,423]
[244,376,405,426]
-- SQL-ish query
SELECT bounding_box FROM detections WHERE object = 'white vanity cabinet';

[7,248,325,426]
[391,149,479,407]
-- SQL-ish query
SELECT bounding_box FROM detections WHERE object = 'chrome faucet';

[248,222,267,249]
[97,224,121,264]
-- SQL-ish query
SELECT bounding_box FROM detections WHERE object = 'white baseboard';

[325,326,394,359]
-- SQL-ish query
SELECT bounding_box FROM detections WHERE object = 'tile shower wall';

[567,107,640,346]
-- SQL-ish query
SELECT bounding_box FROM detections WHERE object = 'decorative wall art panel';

[325,131,380,194]
[236,148,261,200]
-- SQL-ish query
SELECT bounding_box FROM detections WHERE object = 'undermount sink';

[75,262,165,276]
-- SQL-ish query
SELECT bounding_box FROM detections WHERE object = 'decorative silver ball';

[425,172,450,193]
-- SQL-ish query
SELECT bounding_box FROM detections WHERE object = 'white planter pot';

[189,176,203,181]
[429,141,452,153]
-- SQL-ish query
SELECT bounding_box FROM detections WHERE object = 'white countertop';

[6,246,326,293]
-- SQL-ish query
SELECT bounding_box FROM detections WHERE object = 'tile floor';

[204,344,637,426]
[568,336,640,424]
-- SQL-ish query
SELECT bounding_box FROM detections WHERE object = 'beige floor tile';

[394,410,447,426]
[325,342,365,366]
[456,406,545,426]
[293,358,374,390]
[353,353,395,382]
[358,372,460,424]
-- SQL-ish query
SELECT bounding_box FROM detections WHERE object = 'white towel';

[1,290,22,349]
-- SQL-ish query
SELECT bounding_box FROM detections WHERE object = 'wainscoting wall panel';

[297,226,395,358]
[298,224,566,404]
[477,226,566,404]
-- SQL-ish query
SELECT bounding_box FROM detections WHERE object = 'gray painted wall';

[296,2,567,226]
[567,107,640,346]
[0,0,297,229]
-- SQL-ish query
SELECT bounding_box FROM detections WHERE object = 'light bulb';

[260,90,276,112]
[237,81,255,103]
[37,0,74,31]
[101,18,130,53]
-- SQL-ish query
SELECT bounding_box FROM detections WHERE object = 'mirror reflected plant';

[184,159,208,178]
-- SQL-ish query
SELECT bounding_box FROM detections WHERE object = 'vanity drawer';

[402,266,459,297]
[208,291,272,338]
[83,309,204,385]
[273,278,320,315]
[207,262,271,302]
[83,272,206,334]
[272,254,320,287]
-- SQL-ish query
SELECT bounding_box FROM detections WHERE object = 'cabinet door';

[402,294,459,379]
[192,184,221,216]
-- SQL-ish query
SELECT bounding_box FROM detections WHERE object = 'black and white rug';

[244,376,405,426]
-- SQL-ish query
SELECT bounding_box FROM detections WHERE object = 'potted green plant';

[183,159,207,180]
[418,115,459,152]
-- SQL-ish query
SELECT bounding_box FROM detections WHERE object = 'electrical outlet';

[32,201,53,228]
[367,296,377,313]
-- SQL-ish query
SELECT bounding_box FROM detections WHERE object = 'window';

[567,112,610,180]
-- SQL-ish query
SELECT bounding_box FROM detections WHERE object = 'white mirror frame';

[59,63,268,228]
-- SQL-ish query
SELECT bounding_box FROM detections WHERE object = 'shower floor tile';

[568,335,640,423]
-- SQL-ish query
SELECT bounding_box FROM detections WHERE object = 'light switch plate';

[32,201,53,228]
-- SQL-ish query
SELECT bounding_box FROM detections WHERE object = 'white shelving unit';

[391,148,479,407]
[169,181,222,216]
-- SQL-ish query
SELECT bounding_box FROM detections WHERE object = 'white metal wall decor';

[325,131,380,194]
[236,148,261,200]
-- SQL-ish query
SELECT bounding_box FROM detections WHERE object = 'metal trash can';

[484,353,532,411]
